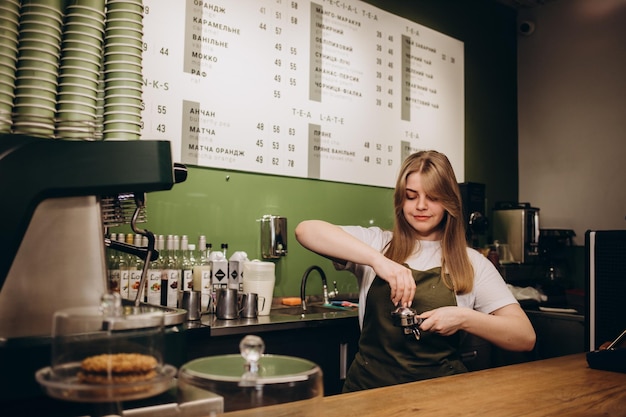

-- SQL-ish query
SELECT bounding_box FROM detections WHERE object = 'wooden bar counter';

[223,354,626,417]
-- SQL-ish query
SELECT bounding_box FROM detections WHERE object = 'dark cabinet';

[525,310,585,359]
[186,318,360,396]
[458,310,586,371]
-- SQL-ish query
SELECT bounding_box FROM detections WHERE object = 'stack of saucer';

[55,0,106,141]
[12,0,64,138]
[0,0,20,133]
[103,0,144,140]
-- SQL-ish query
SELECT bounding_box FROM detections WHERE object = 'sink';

[272,303,356,316]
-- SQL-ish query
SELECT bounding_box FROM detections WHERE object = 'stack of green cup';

[0,0,20,133]
[103,0,144,140]
[95,66,105,138]
[12,0,64,138]
[55,0,106,140]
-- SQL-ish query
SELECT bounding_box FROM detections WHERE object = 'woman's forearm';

[462,305,536,352]
[419,304,536,352]
[295,220,417,306]
[294,220,383,266]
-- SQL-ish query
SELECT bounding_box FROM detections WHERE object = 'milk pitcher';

[240,292,265,318]
[216,288,239,320]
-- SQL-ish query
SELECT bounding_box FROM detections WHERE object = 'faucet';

[300,265,337,311]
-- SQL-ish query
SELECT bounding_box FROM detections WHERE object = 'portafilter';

[391,306,424,340]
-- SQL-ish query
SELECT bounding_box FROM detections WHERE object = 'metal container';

[179,290,202,321]
[240,293,262,318]
[215,288,240,320]
[492,203,540,264]
[260,215,287,259]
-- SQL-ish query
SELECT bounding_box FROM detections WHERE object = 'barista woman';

[295,150,536,392]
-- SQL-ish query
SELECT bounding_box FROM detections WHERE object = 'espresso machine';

[492,202,540,264]
[0,133,186,406]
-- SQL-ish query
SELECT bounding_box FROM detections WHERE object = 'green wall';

[140,169,393,296]
[116,0,519,298]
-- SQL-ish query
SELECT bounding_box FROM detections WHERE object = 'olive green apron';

[343,267,468,392]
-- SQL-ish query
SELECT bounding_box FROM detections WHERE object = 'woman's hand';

[418,306,467,336]
[418,304,536,351]
[371,256,416,307]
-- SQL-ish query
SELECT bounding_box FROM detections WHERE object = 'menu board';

[141,0,464,187]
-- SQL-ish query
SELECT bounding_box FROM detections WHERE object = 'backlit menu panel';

[141,0,464,187]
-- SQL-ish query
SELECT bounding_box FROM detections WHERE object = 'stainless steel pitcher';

[180,290,202,321]
[240,292,264,318]
[216,288,239,320]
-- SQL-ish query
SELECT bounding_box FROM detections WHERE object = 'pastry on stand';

[36,293,176,416]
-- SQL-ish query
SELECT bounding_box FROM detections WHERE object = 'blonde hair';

[384,150,474,294]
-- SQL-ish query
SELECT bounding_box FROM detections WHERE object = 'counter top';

[221,353,626,417]
[185,302,359,337]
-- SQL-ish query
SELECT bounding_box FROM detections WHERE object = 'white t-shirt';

[336,226,518,328]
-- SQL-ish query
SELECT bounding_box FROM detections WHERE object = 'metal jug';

[216,288,239,320]
[179,290,202,321]
[240,293,265,318]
